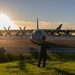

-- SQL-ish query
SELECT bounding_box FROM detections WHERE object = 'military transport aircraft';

[3,17,63,43]
[0,17,75,44]
[30,18,62,43]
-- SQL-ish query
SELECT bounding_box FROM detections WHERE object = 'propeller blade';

[24,26,26,30]
[19,27,22,31]
[5,33,8,37]
[19,26,27,37]
[20,32,27,37]
[4,27,7,30]
[24,32,27,37]
[8,26,10,30]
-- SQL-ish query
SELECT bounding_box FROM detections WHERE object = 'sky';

[0,0,75,29]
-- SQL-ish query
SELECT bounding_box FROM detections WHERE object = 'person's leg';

[43,54,46,68]
[38,55,42,67]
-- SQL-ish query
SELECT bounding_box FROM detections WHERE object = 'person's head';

[41,36,46,41]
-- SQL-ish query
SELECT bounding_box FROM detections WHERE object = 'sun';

[0,13,17,30]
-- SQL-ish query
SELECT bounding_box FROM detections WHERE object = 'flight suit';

[38,41,49,68]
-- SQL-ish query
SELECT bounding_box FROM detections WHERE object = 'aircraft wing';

[43,29,75,33]
[59,30,75,32]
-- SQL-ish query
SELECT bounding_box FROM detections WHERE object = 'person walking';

[38,36,49,68]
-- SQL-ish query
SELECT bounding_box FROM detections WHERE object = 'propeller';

[50,26,55,36]
[51,30,54,35]
[19,26,27,37]
[4,26,12,37]
[65,27,71,35]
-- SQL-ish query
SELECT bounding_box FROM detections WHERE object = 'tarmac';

[0,36,75,54]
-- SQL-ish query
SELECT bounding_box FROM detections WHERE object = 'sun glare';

[0,13,17,30]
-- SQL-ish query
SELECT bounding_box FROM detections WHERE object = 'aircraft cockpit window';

[32,30,45,36]
[36,30,43,34]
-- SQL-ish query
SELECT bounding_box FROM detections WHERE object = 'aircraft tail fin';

[56,24,62,30]
[36,17,39,29]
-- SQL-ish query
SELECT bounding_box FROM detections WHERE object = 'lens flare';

[0,13,17,30]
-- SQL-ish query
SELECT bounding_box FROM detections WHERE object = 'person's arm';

[38,40,42,46]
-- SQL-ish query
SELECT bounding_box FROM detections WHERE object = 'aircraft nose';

[36,36,42,41]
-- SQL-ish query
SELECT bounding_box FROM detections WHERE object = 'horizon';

[0,19,75,30]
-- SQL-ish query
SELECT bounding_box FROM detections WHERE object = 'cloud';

[13,20,75,30]
[13,21,36,29]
